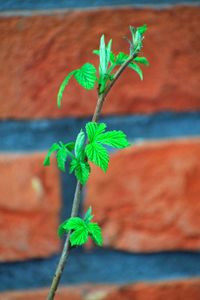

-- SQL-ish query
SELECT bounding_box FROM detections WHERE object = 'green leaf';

[134,56,149,66]
[70,227,89,246]
[99,35,106,75]
[57,147,68,172]
[86,122,107,142]
[63,217,86,231]
[87,223,103,246]
[138,24,147,35]
[85,142,109,172]
[128,62,143,80]
[74,129,85,158]
[84,206,94,223]
[115,52,129,65]
[64,142,75,152]
[70,159,91,185]
[58,220,68,237]
[93,49,99,56]
[57,71,75,108]
[74,63,97,90]
[97,130,129,148]
[43,143,60,166]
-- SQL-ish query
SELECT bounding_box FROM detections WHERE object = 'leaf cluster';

[58,207,103,247]
[57,24,148,106]
[44,122,129,185]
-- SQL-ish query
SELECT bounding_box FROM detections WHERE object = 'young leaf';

[134,56,149,66]
[129,62,143,80]
[86,122,107,142]
[99,35,106,75]
[57,147,68,172]
[85,142,109,172]
[63,217,86,231]
[97,130,130,148]
[138,24,147,35]
[87,223,103,246]
[43,143,60,166]
[57,71,75,108]
[74,63,97,90]
[74,129,85,158]
[70,159,91,185]
[70,227,89,246]
[58,220,68,237]
[115,52,129,65]
[84,206,94,223]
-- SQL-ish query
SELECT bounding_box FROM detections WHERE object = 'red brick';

[0,6,199,119]
[0,153,61,261]
[103,279,200,300]
[1,279,200,300]
[85,139,200,252]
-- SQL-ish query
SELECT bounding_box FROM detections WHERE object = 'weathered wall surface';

[0,0,200,299]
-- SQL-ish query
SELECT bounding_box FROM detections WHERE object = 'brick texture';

[85,139,200,252]
[0,153,61,261]
[1,279,200,300]
[0,6,199,119]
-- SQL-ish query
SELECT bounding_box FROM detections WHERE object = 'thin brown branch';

[46,53,136,300]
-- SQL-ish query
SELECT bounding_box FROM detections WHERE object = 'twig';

[47,53,136,300]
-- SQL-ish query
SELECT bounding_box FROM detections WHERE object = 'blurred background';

[0,0,200,299]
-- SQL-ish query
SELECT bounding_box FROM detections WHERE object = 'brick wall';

[0,1,200,299]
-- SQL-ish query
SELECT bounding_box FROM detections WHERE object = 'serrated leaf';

[87,223,103,246]
[129,62,143,80]
[74,129,85,158]
[97,130,129,148]
[115,52,129,65]
[43,143,60,166]
[134,56,149,66]
[86,142,109,172]
[57,71,75,108]
[58,220,68,237]
[84,206,94,223]
[64,217,86,231]
[70,227,89,246]
[56,147,68,172]
[138,24,147,35]
[64,142,75,152]
[74,63,97,90]
[86,122,107,142]
[70,159,91,185]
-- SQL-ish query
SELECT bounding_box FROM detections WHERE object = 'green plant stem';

[47,53,136,300]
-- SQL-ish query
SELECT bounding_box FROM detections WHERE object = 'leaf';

[58,220,68,237]
[134,56,149,66]
[70,227,89,246]
[85,142,109,172]
[115,52,129,65]
[57,71,75,108]
[70,159,91,185]
[74,63,97,90]
[74,129,85,158]
[64,142,75,152]
[99,35,106,75]
[43,143,60,166]
[106,39,112,67]
[138,24,147,35]
[88,223,103,246]
[84,206,94,223]
[86,122,107,142]
[57,147,68,172]
[64,217,86,231]
[97,130,129,148]
[128,62,143,80]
